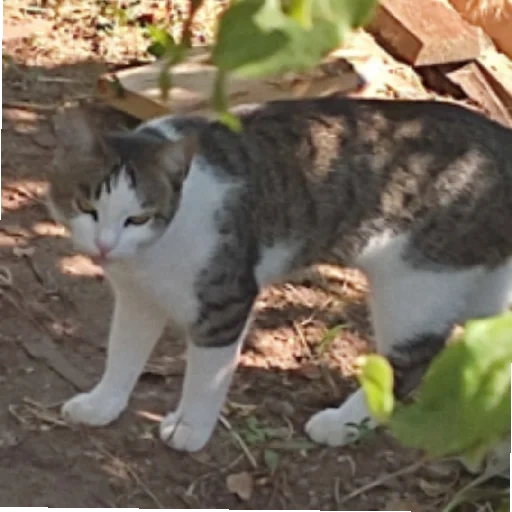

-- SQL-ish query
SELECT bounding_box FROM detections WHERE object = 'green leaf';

[211,69,243,132]
[147,25,175,58]
[286,0,313,28]
[389,314,512,463]
[311,0,377,30]
[263,449,280,474]
[212,0,290,77]
[158,69,172,101]
[219,111,243,132]
[317,324,346,355]
[212,0,376,79]
[356,355,395,423]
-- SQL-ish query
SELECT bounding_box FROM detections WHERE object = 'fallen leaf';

[418,478,450,497]
[224,400,258,416]
[226,471,253,501]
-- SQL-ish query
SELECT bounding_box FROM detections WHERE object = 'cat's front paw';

[159,410,216,452]
[61,391,127,426]
[305,408,363,446]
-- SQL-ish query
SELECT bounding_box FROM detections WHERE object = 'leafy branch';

[357,313,512,510]
[147,0,377,126]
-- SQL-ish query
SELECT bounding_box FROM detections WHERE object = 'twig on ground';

[2,97,92,112]
[8,398,67,429]
[337,458,426,506]
[29,258,58,293]
[219,414,258,469]
[25,404,68,427]
[3,100,60,112]
[338,454,357,477]
[334,476,342,507]
[442,465,510,512]
[186,453,244,498]
[7,404,30,426]
[280,471,300,509]
[36,75,83,84]
[0,265,90,390]
[23,397,66,409]
[293,321,313,358]
[89,437,165,509]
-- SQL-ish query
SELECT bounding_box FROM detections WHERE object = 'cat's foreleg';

[62,285,167,426]
[160,319,252,452]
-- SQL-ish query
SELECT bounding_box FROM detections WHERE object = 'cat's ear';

[103,131,149,162]
[52,107,110,169]
[156,134,198,183]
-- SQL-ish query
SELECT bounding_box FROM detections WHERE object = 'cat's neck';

[106,155,235,277]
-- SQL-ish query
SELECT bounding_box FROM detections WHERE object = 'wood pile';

[96,0,512,127]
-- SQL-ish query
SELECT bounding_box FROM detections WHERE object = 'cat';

[47,97,512,453]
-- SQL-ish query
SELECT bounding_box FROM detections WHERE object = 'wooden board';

[441,60,512,126]
[448,0,512,58]
[477,50,512,116]
[368,0,486,66]
[340,30,432,100]
[96,47,366,121]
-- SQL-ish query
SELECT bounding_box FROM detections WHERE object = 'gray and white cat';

[47,98,512,453]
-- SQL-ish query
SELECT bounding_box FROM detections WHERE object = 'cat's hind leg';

[306,235,482,446]
[463,259,512,321]
[62,283,168,426]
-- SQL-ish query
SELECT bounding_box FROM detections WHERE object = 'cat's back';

[194,97,512,267]
[199,97,511,181]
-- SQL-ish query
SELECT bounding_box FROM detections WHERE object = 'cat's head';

[47,109,197,264]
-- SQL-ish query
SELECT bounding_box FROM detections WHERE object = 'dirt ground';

[0,1,503,510]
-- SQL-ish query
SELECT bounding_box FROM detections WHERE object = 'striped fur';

[47,98,512,453]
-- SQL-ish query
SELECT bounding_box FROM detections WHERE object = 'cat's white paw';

[61,391,127,426]
[306,389,376,447]
[305,408,363,446]
[159,410,216,452]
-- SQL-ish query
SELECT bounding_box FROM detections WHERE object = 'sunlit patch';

[0,224,32,248]
[59,254,104,278]
[32,221,69,238]
[0,233,25,248]
[2,180,48,212]
[2,108,41,128]
[50,320,75,338]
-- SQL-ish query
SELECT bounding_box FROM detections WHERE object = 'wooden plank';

[441,61,512,126]
[96,49,368,119]
[477,50,512,116]
[96,47,365,121]
[368,0,486,66]
[448,0,512,58]
[341,30,432,100]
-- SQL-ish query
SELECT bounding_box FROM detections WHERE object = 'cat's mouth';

[90,254,109,266]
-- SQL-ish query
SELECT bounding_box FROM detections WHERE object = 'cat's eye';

[124,213,153,227]
[75,196,98,220]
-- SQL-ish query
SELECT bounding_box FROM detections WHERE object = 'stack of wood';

[366,0,512,126]
[96,0,512,127]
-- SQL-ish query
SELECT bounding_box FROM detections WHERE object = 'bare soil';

[0,1,497,509]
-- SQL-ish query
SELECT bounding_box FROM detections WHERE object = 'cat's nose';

[95,238,114,256]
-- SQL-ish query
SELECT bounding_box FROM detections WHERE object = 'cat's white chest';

[107,163,234,326]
